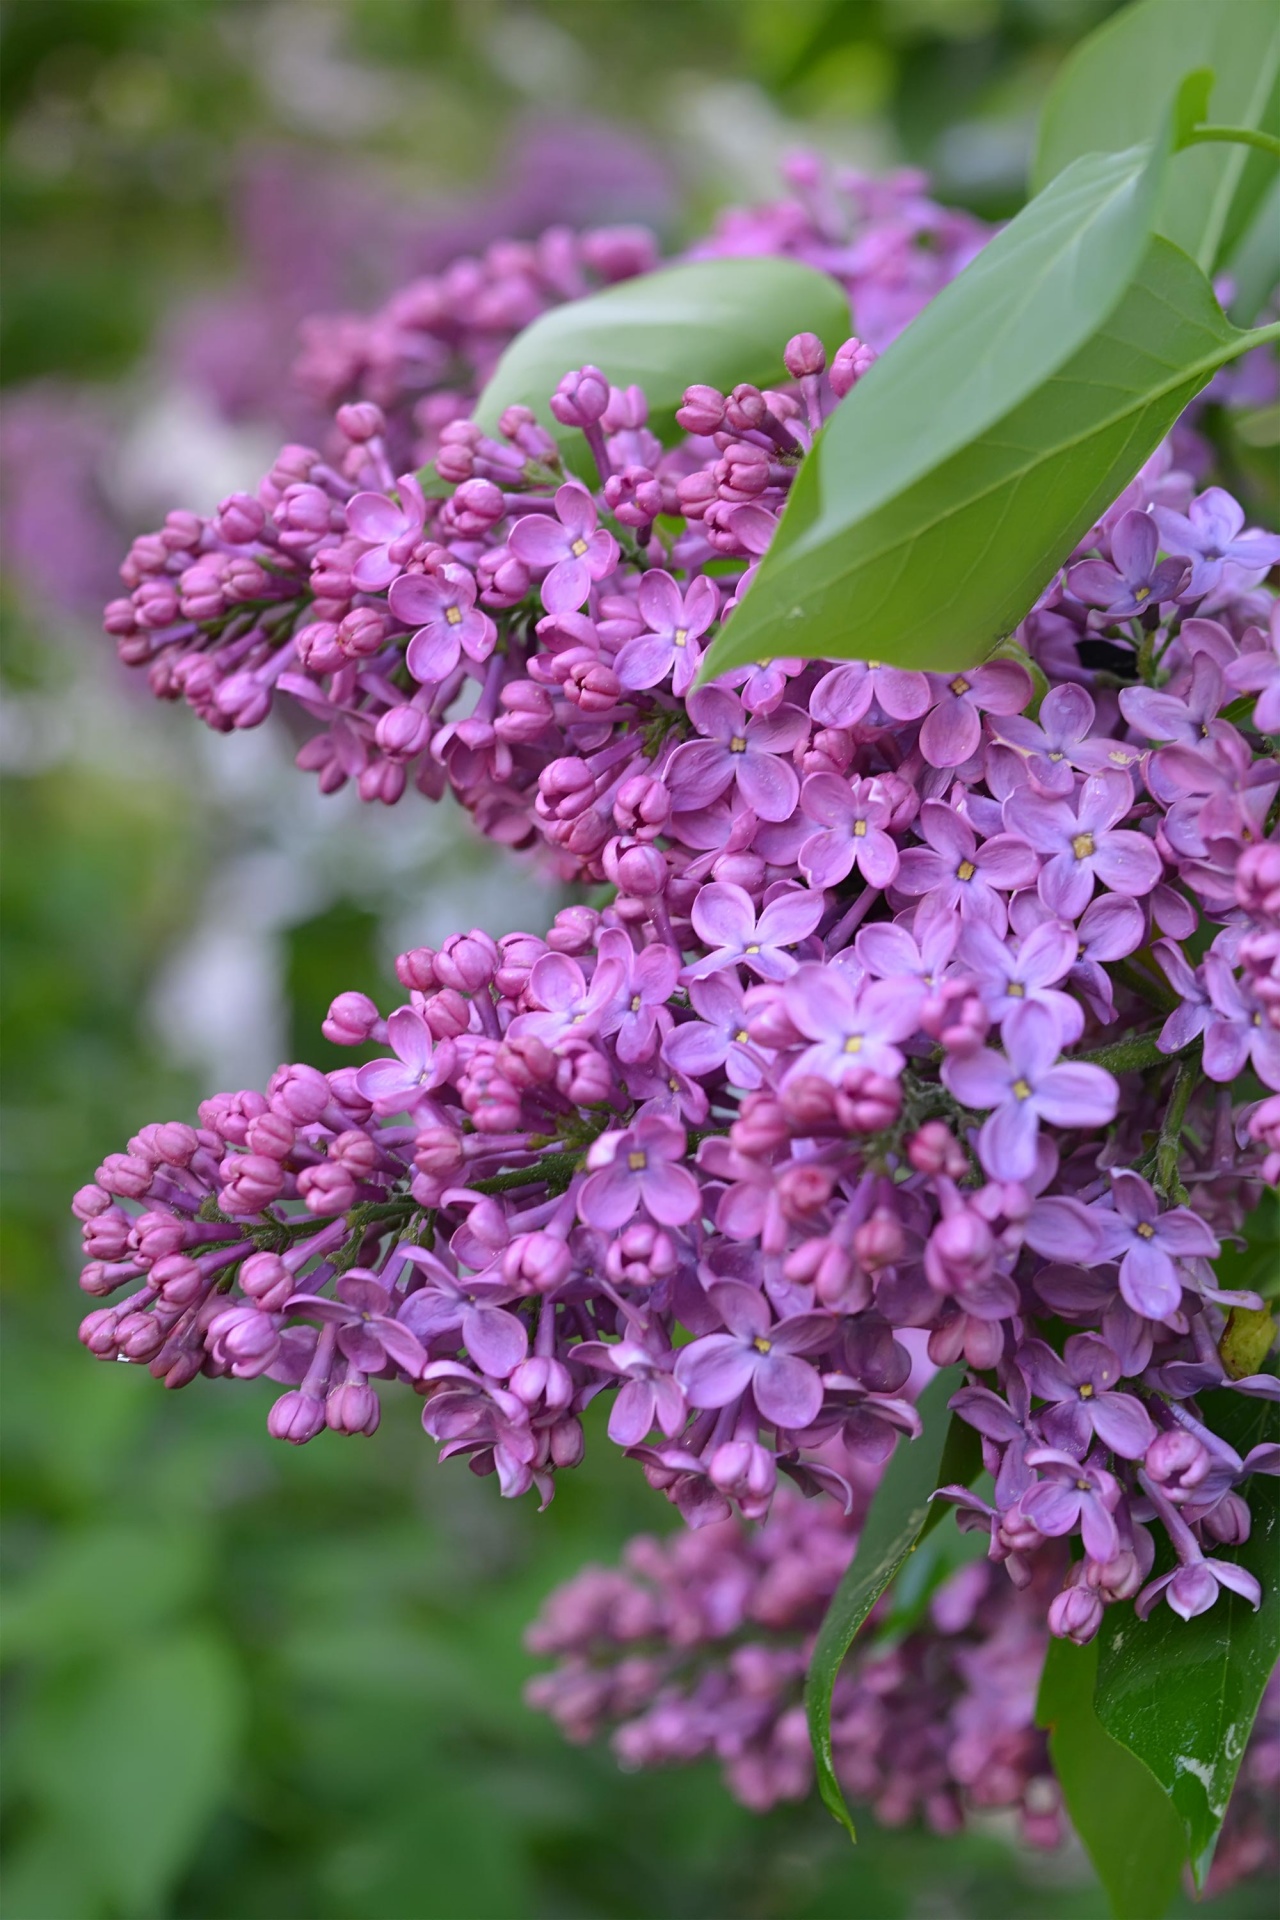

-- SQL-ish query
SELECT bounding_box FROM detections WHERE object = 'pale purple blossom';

[1095,1171,1219,1321]
[674,1280,831,1429]
[685,883,823,982]
[942,1002,1117,1181]
[580,1114,701,1228]
[667,687,808,822]
[1153,487,1280,601]
[1068,510,1191,618]
[1010,771,1161,920]
[508,482,619,614]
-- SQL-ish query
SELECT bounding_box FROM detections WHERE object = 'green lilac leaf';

[804,1371,972,1839]
[1033,0,1280,274]
[703,235,1258,678]
[1037,1634,1186,1920]
[472,257,850,448]
[1093,1390,1280,1887]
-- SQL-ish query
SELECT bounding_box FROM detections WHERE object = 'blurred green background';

[2,4,1274,1916]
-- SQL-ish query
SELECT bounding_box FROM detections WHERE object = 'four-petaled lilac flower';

[799,773,899,889]
[347,473,427,590]
[667,687,808,821]
[389,565,497,682]
[1154,938,1212,1054]
[1068,509,1191,618]
[783,963,924,1084]
[674,1280,831,1429]
[580,1114,701,1229]
[943,1002,1117,1182]
[572,1340,686,1446]
[355,1007,450,1114]
[507,482,619,614]
[662,973,764,1089]
[285,1271,428,1377]
[1018,1334,1155,1459]
[1095,1170,1219,1321]
[1224,604,1280,735]
[398,1249,530,1377]
[897,801,1038,930]
[614,571,718,697]
[1154,486,1280,601]
[959,918,1083,1042]
[509,950,626,1048]
[1136,1472,1262,1621]
[685,882,823,982]
[1020,1447,1123,1562]
[1202,954,1280,1090]
[855,902,960,990]
[1065,892,1147,1020]
[808,658,930,728]
[1119,653,1225,747]
[597,929,680,1064]
[1010,770,1161,920]
[989,682,1142,792]
[919,659,1032,769]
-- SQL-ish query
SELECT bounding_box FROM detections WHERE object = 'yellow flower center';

[956,860,976,882]
[1012,1078,1032,1100]
[1133,584,1150,603]
[844,1035,863,1053]
[630,994,642,1012]
[570,537,589,557]
[1136,1221,1155,1239]
[853,819,868,837]
[1108,749,1131,764]
[1007,982,1025,996]
[1048,750,1064,761]
[729,734,748,753]
[445,605,462,625]
[753,1336,772,1354]
[950,676,971,696]
[674,627,688,647]
[735,1028,749,1044]
[1072,832,1095,860]
[745,944,761,955]
[1079,1382,1094,1399]
[627,1151,647,1172]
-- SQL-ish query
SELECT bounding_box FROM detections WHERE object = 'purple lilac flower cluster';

[525,1487,1065,1838]
[75,410,1280,1620]
[524,1488,1277,1885]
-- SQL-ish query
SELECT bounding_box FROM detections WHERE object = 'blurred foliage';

[3,2,1273,1915]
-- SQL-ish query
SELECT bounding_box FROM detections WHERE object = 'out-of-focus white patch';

[109,386,278,521]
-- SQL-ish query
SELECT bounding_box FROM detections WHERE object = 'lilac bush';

[74,147,1277,1875]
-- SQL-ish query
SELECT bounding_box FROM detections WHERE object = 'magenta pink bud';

[549,1415,585,1468]
[413,1125,466,1177]
[510,1354,574,1410]
[1145,1428,1211,1495]
[1048,1583,1104,1645]
[604,1222,678,1285]
[907,1121,968,1179]
[268,1063,331,1124]
[323,990,382,1047]
[549,366,609,428]
[239,1252,294,1312]
[675,384,725,436]
[395,946,437,992]
[829,336,877,399]
[326,1380,381,1434]
[783,332,826,379]
[295,621,345,674]
[854,1206,906,1270]
[557,1047,613,1106]
[375,704,432,760]
[434,929,499,992]
[502,1231,573,1295]
[246,1111,295,1161]
[336,401,385,443]
[268,1389,327,1444]
[730,1093,791,1157]
[297,1162,356,1216]
[1202,1491,1251,1545]
[215,492,267,543]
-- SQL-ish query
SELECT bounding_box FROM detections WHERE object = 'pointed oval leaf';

[1037,1635,1186,1920]
[1093,1389,1280,1887]
[803,1371,978,1837]
[1033,0,1280,274]
[704,236,1263,677]
[472,257,850,447]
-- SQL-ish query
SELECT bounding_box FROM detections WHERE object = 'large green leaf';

[1094,1390,1280,1887]
[803,1370,978,1838]
[704,238,1274,677]
[1033,0,1280,275]
[1037,1635,1185,1920]
[472,257,850,448]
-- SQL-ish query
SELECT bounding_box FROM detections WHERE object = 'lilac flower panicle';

[76,152,1280,1875]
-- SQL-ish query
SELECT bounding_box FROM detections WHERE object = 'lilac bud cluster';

[525,1485,1064,1838]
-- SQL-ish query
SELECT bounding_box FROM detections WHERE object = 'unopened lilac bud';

[80,1305,124,1354]
[829,336,877,399]
[854,1206,906,1269]
[326,1380,381,1434]
[907,1121,968,1178]
[510,1355,574,1410]
[835,1069,902,1133]
[1048,1583,1104,1644]
[72,1183,113,1221]
[297,1162,356,1216]
[730,1092,790,1156]
[375,704,432,760]
[605,1222,678,1285]
[603,838,667,897]
[1202,1491,1251,1545]
[546,906,598,954]
[269,1063,331,1124]
[549,1414,585,1468]
[675,384,725,436]
[502,1231,573,1295]
[219,1153,286,1214]
[435,929,499,993]
[558,1046,614,1106]
[1087,1550,1144,1601]
[1145,1427,1211,1496]
[396,946,437,992]
[549,366,609,428]
[239,1251,294,1312]
[477,544,530,607]
[215,491,267,543]
[269,1389,327,1444]
[152,1255,206,1307]
[338,607,389,659]
[709,1439,777,1503]
[295,621,345,674]
[323,990,382,1047]
[783,332,826,379]
[413,1125,466,1177]
[246,1110,295,1161]
[336,401,385,443]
